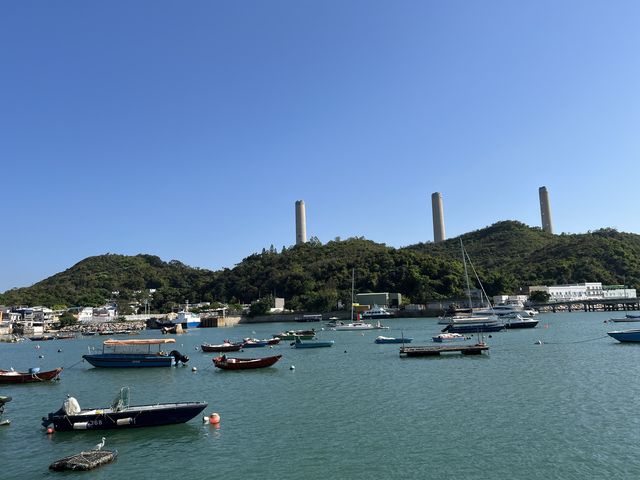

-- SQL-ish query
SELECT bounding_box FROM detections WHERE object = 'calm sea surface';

[1,312,639,479]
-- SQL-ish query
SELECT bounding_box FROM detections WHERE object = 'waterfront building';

[355,292,402,308]
[528,282,636,302]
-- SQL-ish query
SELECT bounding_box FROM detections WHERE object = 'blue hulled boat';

[82,339,189,368]
[292,337,334,348]
[608,329,640,343]
[442,322,505,334]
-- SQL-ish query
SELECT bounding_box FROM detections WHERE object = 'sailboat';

[332,269,389,331]
[439,240,505,333]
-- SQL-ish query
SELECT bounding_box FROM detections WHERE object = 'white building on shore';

[529,282,636,302]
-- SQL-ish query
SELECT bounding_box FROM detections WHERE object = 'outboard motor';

[169,350,189,365]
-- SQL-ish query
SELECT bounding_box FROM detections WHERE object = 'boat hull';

[213,355,282,370]
[374,337,413,344]
[608,330,640,342]
[0,367,63,384]
[444,323,505,334]
[82,354,174,368]
[201,343,243,353]
[293,341,334,348]
[44,402,207,431]
[504,320,538,329]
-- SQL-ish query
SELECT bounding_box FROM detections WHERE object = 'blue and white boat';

[607,329,640,343]
[442,322,505,334]
[172,303,201,328]
[374,336,412,344]
[432,333,467,343]
[82,339,189,368]
[292,337,334,348]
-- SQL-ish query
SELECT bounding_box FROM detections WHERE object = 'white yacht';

[361,305,393,320]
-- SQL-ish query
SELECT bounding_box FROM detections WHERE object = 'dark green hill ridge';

[2,221,639,311]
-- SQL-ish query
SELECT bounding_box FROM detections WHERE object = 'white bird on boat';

[94,437,106,451]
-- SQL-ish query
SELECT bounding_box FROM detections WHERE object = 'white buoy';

[290,365,295,370]
[192,366,197,372]
[202,416,209,423]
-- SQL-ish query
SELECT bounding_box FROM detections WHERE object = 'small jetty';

[49,450,117,471]
[399,344,489,357]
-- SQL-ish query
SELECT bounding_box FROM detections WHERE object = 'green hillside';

[2,221,640,311]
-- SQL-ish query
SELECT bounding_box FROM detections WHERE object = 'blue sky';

[2,1,640,292]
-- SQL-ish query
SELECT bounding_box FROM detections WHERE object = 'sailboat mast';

[350,268,355,322]
[461,239,473,308]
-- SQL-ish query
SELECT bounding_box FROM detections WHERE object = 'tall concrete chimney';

[431,192,446,243]
[539,186,554,234]
[295,200,307,245]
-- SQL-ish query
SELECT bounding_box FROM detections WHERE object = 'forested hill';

[2,221,640,311]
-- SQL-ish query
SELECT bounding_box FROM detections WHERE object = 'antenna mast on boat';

[461,239,473,308]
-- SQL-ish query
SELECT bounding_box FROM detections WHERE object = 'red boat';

[213,355,282,370]
[0,367,63,384]
[201,342,243,353]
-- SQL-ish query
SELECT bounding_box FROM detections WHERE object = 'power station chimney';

[431,192,446,243]
[295,200,307,245]
[539,186,554,234]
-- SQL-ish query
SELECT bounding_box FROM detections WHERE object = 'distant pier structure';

[431,192,446,243]
[539,186,554,234]
[295,200,307,245]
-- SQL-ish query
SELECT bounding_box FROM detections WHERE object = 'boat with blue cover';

[607,329,640,343]
[292,337,334,348]
[82,339,189,368]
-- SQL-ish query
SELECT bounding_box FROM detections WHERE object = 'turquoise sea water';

[1,312,639,479]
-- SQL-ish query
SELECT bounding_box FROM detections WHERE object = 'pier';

[534,298,640,313]
[399,344,489,357]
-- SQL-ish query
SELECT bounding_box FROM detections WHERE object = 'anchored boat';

[42,387,207,431]
[82,339,189,368]
[0,367,62,384]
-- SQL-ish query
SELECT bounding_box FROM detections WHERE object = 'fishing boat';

[200,342,243,353]
[292,337,334,348]
[0,367,63,384]
[272,330,316,341]
[213,354,282,370]
[82,339,189,368]
[432,333,467,343]
[607,329,640,343]
[41,387,207,431]
[171,301,201,328]
[374,336,413,344]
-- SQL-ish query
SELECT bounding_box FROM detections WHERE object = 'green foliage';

[2,221,640,312]
[57,311,78,328]
[529,290,551,303]
[248,295,273,316]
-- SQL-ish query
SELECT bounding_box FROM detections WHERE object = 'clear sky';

[2,1,640,292]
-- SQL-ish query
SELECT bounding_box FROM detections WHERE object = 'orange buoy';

[46,427,54,434]
[209,413,220,424]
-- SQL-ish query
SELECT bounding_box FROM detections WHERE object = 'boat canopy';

[103,339,176,346]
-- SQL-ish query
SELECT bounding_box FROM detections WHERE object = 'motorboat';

[333,321,389,331]
[200,342,243,353]
[272,330,316,340]
[42,387,207,431]
[82,339,189,368]
[432,333,467,343]
[213,355,282,370]
[361,305,393,320]
[374,336,413,344]
[607,329,640,343]
[502,314,538,329]
[292,337,334,348]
